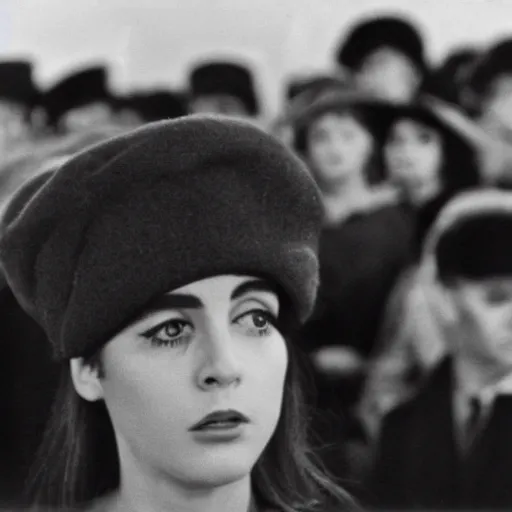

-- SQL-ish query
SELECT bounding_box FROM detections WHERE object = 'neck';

[321,175,371,221]
[107,451,253,512]
[407,180,442,207]
[453,351,512,396]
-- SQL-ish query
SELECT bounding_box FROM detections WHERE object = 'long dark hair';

[294,106,386,187]
[26,339,357,512]
[385,113,481,250]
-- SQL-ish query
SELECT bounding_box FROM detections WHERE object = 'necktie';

[463,396,482,451]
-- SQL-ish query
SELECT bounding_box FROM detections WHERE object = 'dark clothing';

[297,203,414,482]
[300,203,414,359]
[368,357,512,510]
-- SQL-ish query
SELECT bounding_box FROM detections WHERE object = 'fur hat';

[0,115,322,360]
[336,15,426,74]
[421,190,512,284]
[189,61,259,115]
[0,60,38,108]
[43,66,112,127]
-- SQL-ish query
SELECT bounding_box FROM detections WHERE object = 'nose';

[196,323,242,391]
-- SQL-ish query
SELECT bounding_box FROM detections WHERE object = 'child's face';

[448,277,512,371]
[385,118,443,196]
[306,112,374,189]
[355,47,421,102]
[73,274,288,490]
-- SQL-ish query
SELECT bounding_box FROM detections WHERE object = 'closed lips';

[189,410,249,431]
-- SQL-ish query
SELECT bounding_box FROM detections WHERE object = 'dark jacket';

[368,357,512,510]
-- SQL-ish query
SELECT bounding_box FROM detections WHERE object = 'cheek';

[418,146,442,175]
[100,348,194,439]
[249,334,288,402]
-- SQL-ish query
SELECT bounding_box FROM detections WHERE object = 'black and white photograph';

[1,1,512,511]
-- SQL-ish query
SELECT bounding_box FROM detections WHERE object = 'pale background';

[2,0,512,117]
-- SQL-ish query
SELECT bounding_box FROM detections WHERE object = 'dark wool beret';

[435,213,512,283]
[190,62,259,115]
[336,16,426,74]
[0,115,322,360]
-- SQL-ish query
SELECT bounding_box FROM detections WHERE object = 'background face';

[384,118,443,196]
[60,102,114,132]
[189,94,250,117]
[449,277,512,372]
[99,274,288,489]
[307,112,374,189]
[7,0,512,120]
[355,47,421,102]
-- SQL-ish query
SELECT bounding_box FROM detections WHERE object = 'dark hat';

[435,212,512,282]
[189,61,259,115]
[0,115,322,360]
[0,60,38,107]
[285,72,351,102]
[336,15,426,73]
[381,94,485,148]
[43,66,112,127]
[286,73,349,101]
[120,90,188,122]
[287,85,388,131]
[464,39,512,108]
[420,48,479,108]
[381,95,484,192]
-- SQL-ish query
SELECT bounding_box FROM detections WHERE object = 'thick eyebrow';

[230,279,279,301]
[132,278,278,326]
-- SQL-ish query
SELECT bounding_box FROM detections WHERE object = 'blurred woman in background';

[287,86,414,486]
[359,94,483,439]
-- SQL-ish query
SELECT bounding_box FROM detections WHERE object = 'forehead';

[391,117,438,134]
[191,94,246,111]
[362,46,416,69]
[311,111,364,131]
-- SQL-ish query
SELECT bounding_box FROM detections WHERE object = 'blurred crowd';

[3,10,512,511]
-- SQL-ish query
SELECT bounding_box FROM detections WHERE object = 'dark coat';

[367,357,512,510]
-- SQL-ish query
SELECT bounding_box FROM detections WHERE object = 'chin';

[174,457,255,488]
[158,447,259,488]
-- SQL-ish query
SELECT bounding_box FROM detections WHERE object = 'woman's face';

[384,118,443,196]
[306,112,374,189]
[78,274,288,489]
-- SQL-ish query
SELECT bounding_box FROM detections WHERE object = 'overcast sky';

[2,0,512,115]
